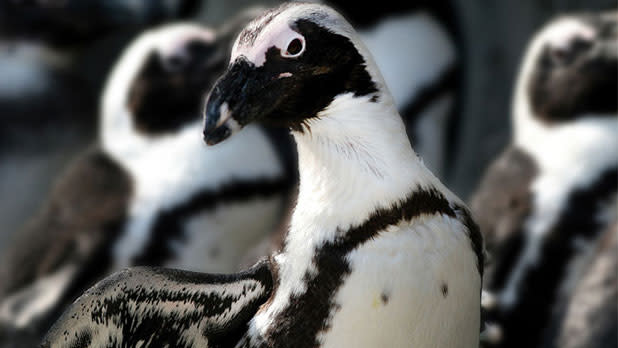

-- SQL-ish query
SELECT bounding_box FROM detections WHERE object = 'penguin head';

[517,11,617,125]
[102,23,223,142]
[126,27,225,135]
[202,3,384,145]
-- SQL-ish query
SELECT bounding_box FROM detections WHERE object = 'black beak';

[203,58,252,145]
[203,57,285,145]
[202,92,235,145]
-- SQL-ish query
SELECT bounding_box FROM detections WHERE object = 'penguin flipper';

[469,146,537,274]
[0,147,131,344]
[0,147,131,300]
[41,260,274,348]
[550,223,617,348]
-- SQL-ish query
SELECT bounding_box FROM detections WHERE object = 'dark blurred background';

[0,0,614,251]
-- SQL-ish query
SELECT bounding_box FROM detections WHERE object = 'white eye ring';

[281,37,305,58]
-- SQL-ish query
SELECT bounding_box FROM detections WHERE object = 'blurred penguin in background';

[326,0,462,177]
[0,18,292,348]
[0,0,207,251]
[471,11,617,348]
[546,222,617,348]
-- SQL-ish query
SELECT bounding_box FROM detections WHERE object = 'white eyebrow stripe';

[230,3,352,67]
[233,25,302,67]
[543,18,596,50]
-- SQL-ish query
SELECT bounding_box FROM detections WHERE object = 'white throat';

[292,93,438,231]
[285,91,462,274]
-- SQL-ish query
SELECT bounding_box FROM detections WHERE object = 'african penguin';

[470,11,617,348]
[241,0,463,261]
[0,22,291,347]
[326,0,461,176]
[42,3,484,347]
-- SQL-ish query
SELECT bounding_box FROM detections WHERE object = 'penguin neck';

[253,92,457,335]
[100,109,283,215]
[287,92,439,246]
[513,88,618,178]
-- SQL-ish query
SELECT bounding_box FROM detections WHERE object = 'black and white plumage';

[247,0,463,260]
[43,3,483,347]
[326,0,461,176]
[471,11,617,348]
[0,22,291,347]
[548,222,617,348]
[43,261,274,348]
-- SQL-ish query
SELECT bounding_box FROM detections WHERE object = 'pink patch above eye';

[278,72,293,78]
[232,25,305,67]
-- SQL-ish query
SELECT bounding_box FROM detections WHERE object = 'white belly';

[165,195,283,273]
[319,215,481,348]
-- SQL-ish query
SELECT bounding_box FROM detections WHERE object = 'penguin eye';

[282,38,305,58]
[547,38,593,66]
[548,47,569,65]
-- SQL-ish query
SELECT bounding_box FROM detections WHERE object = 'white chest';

[165,195,283,273]
[245,91,479,347]
[318,216,481,348]
[250,214,481,348]
[108,124,284,270]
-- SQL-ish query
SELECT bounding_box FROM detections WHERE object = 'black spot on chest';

[380,291,390,304]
